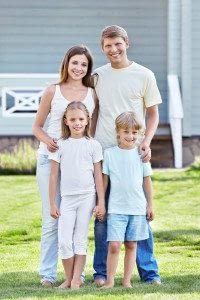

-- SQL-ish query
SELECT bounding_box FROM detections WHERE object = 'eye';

[70,118,75,122]
[82,63,88,67]
[79,118,84,121]
[71,61,78,65]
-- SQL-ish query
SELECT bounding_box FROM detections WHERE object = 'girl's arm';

[90,90,99,137]
[143,176,155,221]
[94,161,106,219]
[32,85,58,152]
[49,160,60,219]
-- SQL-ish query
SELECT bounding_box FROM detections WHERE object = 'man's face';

[102,36,129,68]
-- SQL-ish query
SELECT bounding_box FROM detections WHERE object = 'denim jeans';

[93,181,161,282]
[36,154,61,283]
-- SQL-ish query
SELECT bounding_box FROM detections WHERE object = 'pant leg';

[73,193,95,255]
[58,196,77,259]
[93,181,110,280]
[136,223,161,282]
[36,154,61,283]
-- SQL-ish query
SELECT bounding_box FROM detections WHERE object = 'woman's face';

[68,54,88,81]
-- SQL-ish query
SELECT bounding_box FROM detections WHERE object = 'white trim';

[0,73,59,78]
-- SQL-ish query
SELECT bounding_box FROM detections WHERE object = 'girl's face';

[68,54,88,81]
[117,127,138,149]
[64,108,88,138]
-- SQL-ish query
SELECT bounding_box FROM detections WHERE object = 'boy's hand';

[50,205,60,219]
[146,205,155,221]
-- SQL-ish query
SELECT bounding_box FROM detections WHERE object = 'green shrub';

[0,140,37,175]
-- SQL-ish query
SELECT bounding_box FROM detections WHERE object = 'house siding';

[0,0,168,135]
[191,0,200,135]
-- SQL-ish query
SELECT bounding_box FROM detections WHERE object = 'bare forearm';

[144,105,159,145]
[94,163,105,207]
[143,176,153,207]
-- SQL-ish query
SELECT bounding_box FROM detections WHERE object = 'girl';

[102,111,154,288]
[32,45,98,287]
[49,101,105,289]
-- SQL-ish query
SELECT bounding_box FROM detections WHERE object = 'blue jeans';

[36,154,61,283]
[93,182,161,282]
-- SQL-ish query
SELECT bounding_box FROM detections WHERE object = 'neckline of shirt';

[109,61,135,72]
[58,85,90,103]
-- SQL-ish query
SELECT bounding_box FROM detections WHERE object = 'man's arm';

[138,105,159,162]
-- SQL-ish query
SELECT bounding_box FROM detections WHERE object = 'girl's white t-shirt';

[38,85,95,155]
[48,137,103,197]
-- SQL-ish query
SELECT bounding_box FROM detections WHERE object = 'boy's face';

[102,36,129,68]
[117,128,138,149]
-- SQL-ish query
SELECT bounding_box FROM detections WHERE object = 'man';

[92,25,162,286]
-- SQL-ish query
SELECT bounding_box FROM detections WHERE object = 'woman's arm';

[90,90,99,137]
[32,85,58,152]
[143,176,154,221]
[49,160,60,219]
[94,161,106,219]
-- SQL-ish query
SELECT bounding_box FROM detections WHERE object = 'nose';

[110,45,118,53]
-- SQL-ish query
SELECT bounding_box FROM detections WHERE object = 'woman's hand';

[47,138,58,152]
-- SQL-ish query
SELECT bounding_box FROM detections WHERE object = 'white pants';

[58,193,96,259]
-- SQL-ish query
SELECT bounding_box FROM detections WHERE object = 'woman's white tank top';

[38,85,95,155]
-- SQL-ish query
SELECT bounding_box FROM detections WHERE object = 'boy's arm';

[138,105,159,162]
[103,174,109,194]
[93,161,106,220]
[49,160,60,219]
[143,175,154,221]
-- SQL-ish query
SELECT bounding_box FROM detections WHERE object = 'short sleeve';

[143,161,153,177]
[92,139,103,163]
[48,140,62,163]
[102,150,110,175]
[143,71,162,108]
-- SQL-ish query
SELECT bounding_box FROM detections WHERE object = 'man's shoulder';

[94,63,111,75]
[133,62,154,77]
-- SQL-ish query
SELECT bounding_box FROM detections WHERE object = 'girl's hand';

[47,138,58,152]
[50,205,60,219]
[146,205,155,221]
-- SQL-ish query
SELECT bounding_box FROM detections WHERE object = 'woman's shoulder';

[42,84,57,99]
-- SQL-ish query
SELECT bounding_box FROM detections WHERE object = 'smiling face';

[64,108,88,138]
[102,36,129,68]
[67,54,89,81]
[117,127,139,149]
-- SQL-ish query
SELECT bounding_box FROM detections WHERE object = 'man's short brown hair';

[101,25,129,46]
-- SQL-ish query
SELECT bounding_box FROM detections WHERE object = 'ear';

[64,117,68,126]
[125,38,129,49]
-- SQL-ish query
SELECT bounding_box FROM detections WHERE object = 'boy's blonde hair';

[61,101,91,139]
[101,25,129,46]
[115,112,142,132]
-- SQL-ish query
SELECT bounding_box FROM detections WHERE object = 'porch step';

[151,124,174,168]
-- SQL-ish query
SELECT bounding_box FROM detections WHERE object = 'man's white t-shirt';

[94,62,162,150]
[49,137,103,197]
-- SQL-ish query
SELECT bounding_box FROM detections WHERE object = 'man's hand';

[93,205,106,221]
[138,140,151,162]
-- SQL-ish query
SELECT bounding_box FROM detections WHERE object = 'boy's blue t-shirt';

[103,146,152,215]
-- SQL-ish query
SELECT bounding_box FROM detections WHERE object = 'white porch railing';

[0,73,58,117]
[168,74,184,168]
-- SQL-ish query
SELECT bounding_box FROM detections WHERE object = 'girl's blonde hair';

[58,45,94,87]
[115,111,142,134]
[61,101,91,139]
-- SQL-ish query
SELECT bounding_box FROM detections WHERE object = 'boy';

[102,112,154,288]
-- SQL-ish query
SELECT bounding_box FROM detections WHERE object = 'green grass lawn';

[0,167,200,300]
